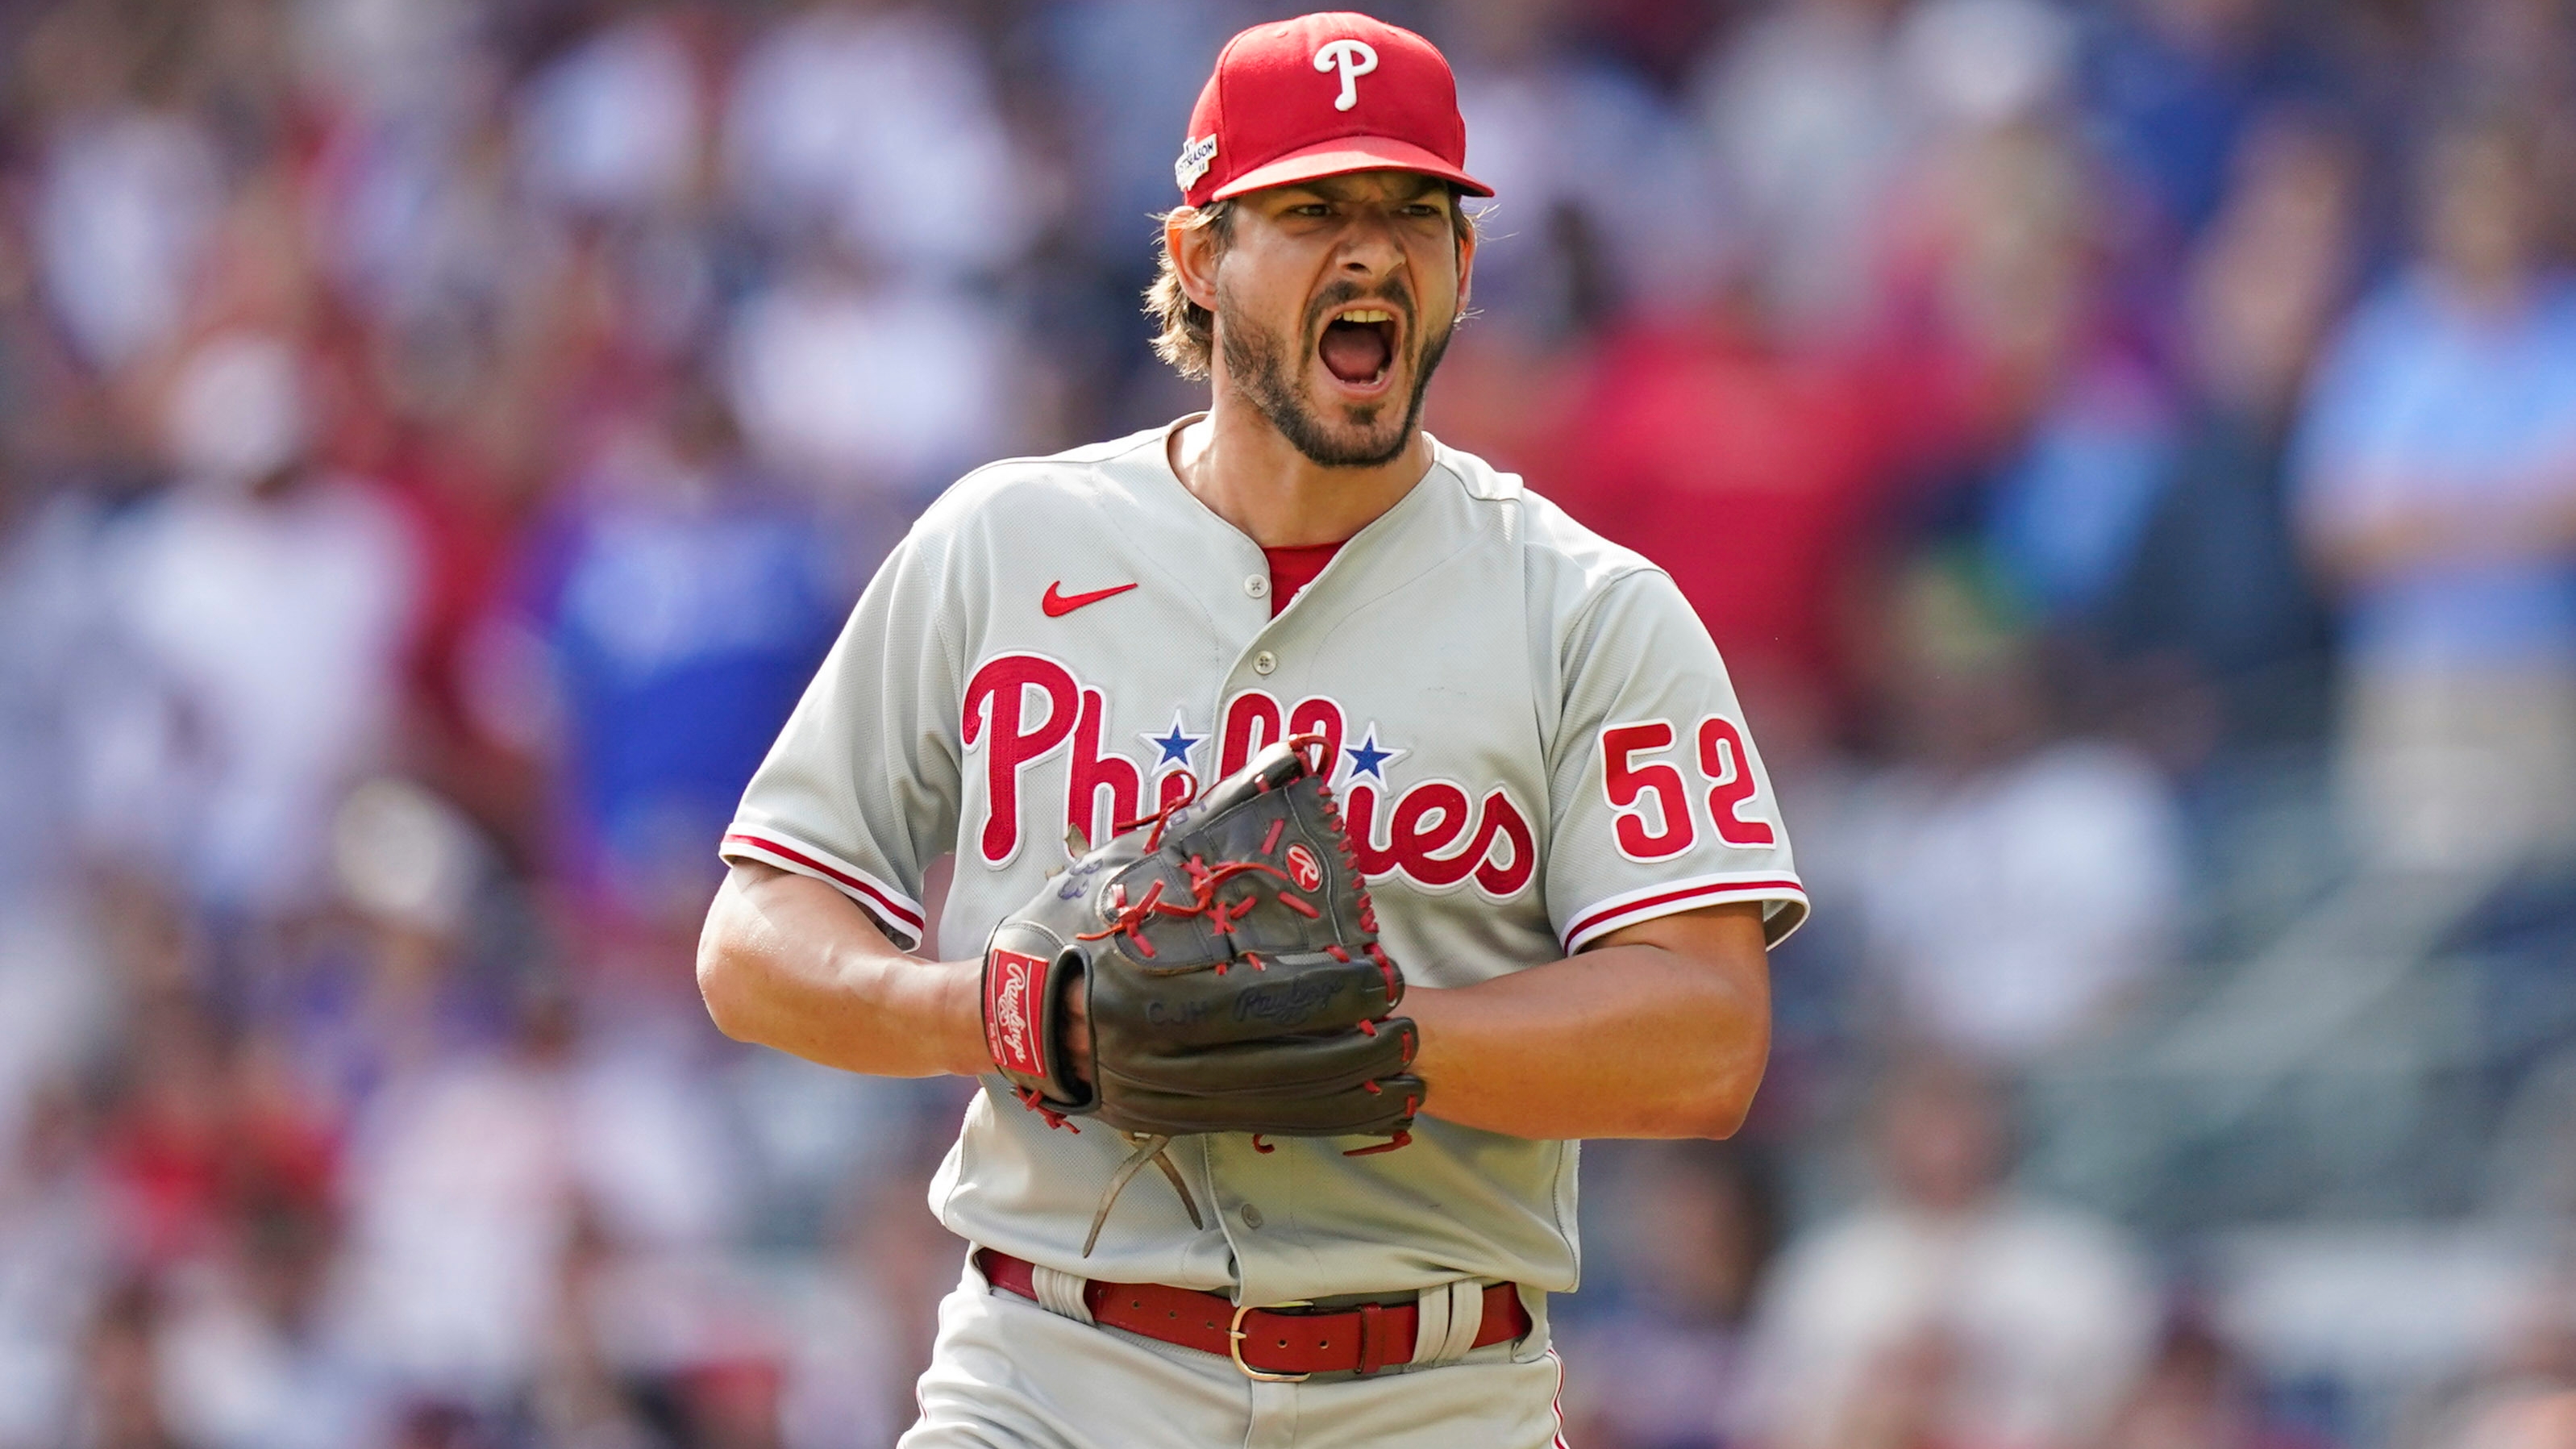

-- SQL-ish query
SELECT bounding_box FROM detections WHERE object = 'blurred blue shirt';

[1991,355,2178,622]
[527,479,845,911]
[2295,271,2576,672]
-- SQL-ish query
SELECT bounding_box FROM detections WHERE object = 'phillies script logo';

[963,653,1536,898]
[984,947,1051,1078]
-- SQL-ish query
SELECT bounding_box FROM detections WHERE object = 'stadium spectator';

[71,1276,182,1449]
[0,2,2570,1439]
[1542,290,1905,736]
[723,0,1035,281]
[1836,558,2190,1065]
[2081,0,2312,242]
[776,1153,958,1449]
[722,237,1020,502]
[1559,1143,1780,1449]
[150,1189,373,1449]
[1694,0,1918,342]
[2294,110,2576,874]
[1734,1056,2159,1449]
[88,331,420,922]
[1442,0,1729,329]
[2101,1318,2338,1449]
[0,1085,112,1447]
[514,5,710,225]
[28,73,221,374]
[493,380,845,942]
[2100,111,2358,759]
[2424,1386,2576,1449]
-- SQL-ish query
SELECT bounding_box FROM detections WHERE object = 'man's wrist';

[938,955,998,1078]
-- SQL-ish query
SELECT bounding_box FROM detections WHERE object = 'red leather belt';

[977,1248,1529,1380]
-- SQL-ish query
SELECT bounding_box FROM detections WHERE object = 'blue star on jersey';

[1345,727,1405,781]
[1140,711,1205,768]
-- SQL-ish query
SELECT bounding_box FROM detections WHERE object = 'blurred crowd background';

[4,0,2576,1445]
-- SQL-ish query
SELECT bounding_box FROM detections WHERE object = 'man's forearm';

[1400,904,1771,1141]
[2314,485,2576,585]
[697,865,1771,1138]
[697,862,991,1078]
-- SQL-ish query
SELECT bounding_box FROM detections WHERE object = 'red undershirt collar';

[1261,542,1345,617]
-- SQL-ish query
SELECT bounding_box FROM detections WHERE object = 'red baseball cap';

[1176,12,1492,209]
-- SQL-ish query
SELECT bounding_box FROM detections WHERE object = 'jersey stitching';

[905,425,1175,535]
[943,423,1167,484]
[918,541,968,916]
[1550,565,1671,681]
[1540,565,1670,789]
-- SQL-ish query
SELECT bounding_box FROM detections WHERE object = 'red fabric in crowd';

[1264,542,1344,617]
[1542,320,1908,727]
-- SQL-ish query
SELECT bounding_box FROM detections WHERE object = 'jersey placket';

[1184,486,1426,1309]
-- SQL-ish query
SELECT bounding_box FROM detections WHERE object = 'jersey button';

[1245,574,1269,599]
[1241,1204,1265,1229]
[1253,651,1277,676]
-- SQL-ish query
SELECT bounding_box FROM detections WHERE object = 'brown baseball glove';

[980,735,1420,1252]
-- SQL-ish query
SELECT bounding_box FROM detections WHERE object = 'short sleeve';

[719,532,963,948]
[1545,569,1807,952]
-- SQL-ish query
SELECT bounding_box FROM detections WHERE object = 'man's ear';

[1170,212,1222,312]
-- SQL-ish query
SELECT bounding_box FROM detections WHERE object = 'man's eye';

[1289,203,1330,218]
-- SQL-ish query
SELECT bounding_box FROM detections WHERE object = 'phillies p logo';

[1313,39,1377,110]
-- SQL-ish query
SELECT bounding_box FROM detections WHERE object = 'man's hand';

[1066,988,1093,1090]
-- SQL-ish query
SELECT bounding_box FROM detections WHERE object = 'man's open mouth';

[1318,306,1398,388]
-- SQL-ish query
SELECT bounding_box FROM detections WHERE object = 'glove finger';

[1125,756,1379,958]
[1113,1017,1416,1098]
[1098,1072,1425,1139]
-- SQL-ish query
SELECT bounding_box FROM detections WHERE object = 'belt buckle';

[1227,1300,1313,1383]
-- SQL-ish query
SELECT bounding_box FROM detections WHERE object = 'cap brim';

[1209,135,1492,202]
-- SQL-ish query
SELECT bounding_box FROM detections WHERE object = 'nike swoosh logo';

[1042,580,1139,617]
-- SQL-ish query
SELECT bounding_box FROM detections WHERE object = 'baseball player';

[696,12,1807,1447]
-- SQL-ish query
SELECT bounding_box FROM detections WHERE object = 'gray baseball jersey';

[722,417,1806,1309]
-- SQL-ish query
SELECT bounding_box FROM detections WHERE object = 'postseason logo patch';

[985,947,1053,1079]
[1174,133,1219,191]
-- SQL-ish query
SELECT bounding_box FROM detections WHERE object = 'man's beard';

[1217,281,1454,468]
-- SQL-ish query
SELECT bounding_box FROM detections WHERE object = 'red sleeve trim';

[721,830,927,941]
[1561,873,1808,953]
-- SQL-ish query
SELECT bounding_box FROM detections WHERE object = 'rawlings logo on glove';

[982,948,1051,1080]
[977,735,1421,1254]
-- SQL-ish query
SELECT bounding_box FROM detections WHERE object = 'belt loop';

[1355,1301,1386,1376]
[1437,1280,1484,1362]
[1410,1280,1454,1365]
[1030,1264,1095,1325]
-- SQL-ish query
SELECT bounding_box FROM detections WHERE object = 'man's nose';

[1334,207,1405,277]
